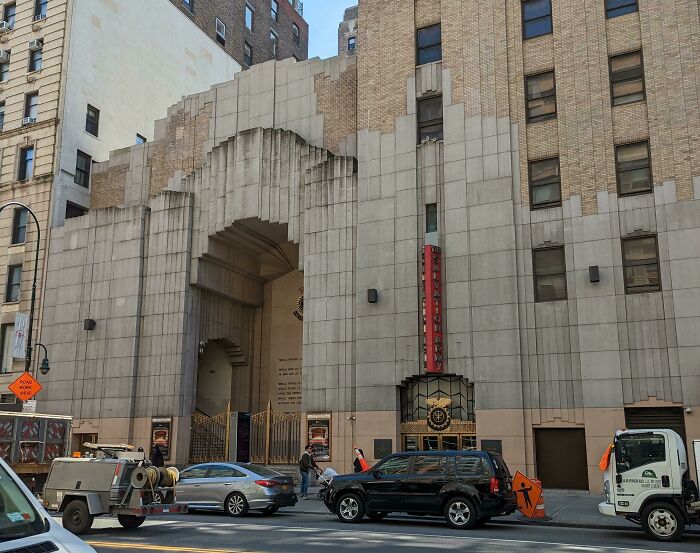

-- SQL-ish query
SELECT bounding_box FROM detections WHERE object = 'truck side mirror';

[616,474,622,484]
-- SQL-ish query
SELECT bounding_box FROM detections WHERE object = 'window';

[0,392,16,403]
[215,17,226,46]
[28,48,42,72]
[85,104,100,136]
[180,466,207,480]
[455,455,484,476]
[24,92,39,120]
[615,433,665,473]
[292,23,300,46]
[0,324,14,373]
[11,208,27,244]
[0,101,5,130]
[529,157,561,208]
[522,0,552,39]
[1,54,10,82]
[18,147,34,180]
[245,4,254,30]
[622,235,660,294]
[616,141,651,195]
[183,0,193,12]
[34,0,48,19]
[271,30,278,57]
[533,246,567,302]
[426,203,438,233]
[417,96,443,142]
[136,133,147,144]
[412,455,445,474]
[347,36,356,52]
[526,71,556,122]
[3,3,15,28]
[375,456,410,475]
[207,465,246,478]
[606,0,638,18]
[271,0,278,21]
[6,265,21,302]
[65,202,87,219]
[244,42,252,66]
[610,51,645,106]
[75,150,91,188]
[416,24,441,65]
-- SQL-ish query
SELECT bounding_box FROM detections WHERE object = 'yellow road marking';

[86,541,259,553]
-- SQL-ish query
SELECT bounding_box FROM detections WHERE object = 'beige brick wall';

[314,62,358,154]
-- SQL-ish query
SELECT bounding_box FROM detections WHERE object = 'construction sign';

[512,471,543,518]
[8,372,42,402]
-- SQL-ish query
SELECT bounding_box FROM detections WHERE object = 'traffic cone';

[532,479,546,519]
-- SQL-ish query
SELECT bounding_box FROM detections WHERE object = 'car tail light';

[489,477,500,494]
[255,480,277,488]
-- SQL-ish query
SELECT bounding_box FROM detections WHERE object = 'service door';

[534,429,589,490]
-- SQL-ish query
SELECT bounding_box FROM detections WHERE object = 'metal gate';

[189,405,231,464]
[250,401,301,464]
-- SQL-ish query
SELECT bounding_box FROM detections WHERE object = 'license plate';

[163,507,169,513]
[281,484,289,491]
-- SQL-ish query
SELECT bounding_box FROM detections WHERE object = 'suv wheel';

[336,493,365,523]
[62,499,94,535]
[444,496,477,530]
[641,502,684,542]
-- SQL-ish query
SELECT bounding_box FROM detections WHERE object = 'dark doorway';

[534,428,589,490]
[625,407,686,443]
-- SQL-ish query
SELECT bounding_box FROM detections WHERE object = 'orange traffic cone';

[532,479,546,519]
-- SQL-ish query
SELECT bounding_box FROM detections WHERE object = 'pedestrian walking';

[353,447,369,473]
[151,444,165,467]
[298,444,319,499]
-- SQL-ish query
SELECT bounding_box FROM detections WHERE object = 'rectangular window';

[245,4,254,30]
[183,0,193,12]
[0,323,14,373]
[28,48,42,72]
[610,51,645,106]
[65,202,87,219]
[3,3,15,28]
[347,36,356,51]
[5,265,21,302]
[522,0,552,39]
[244,42,252,67]
[18,147,34,180]
[529,157,561,208]
[616,141,651,195]
[271,0,278,21]
[526,71,556,122]
[0,101,5,129]
[215,17,226,46]
[85,104,100,136]
[411,455,445,474]
[0,393,16,403]
[417,23,441,65]
[136,133,147,144]
[0,56,10,82]
[622,235,660,294]
[455,455,485,476]
[606,0,638,19]
[34,0,48,19]
[417,96,443,142]
[75,150,91,188]
[426,203,438,233]
[533,246,567,302]
[11,208,27,244]
[24,92,39,120]
[292,23,300,46]
[271,31,278,57]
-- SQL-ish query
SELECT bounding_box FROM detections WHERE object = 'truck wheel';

[117,514,146,529]
[641,502,684,542]
[62,499,94,535]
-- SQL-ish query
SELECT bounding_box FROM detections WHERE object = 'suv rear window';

[490,454,511,477]
[412,455,445,474]
[455,455,485,476]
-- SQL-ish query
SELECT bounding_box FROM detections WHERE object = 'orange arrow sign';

[512,471,542,518]
[8,372,42,402]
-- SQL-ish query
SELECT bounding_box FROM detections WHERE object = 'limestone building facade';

[39,0,699,491]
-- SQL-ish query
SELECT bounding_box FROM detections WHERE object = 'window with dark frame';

[34,0,48,19]
[215,17,226,46]
[245,4,254,31]
[616,141,651,195]
[271,31,278,57]
[529,157,561,208]
[24,92,38,120]
[347,36,356,51]
[18,146,34,180]
[622,235,660,294]
[85,104,100,136]
[0,54,10,82]
[0,323,14,374]
[533,246,567,302]
[3,3,15,28]
[416,23,441,65]
[75,150,91,188]
[522,0,552,39]
[65,202,87,220]
[610,51,645,106]
[526,71,556,122]
[417,96,443,143]
[271,0,278,21]
[11,208,27,244]
[136,133,147,144]
[5,264,21,302]
[0,101,5,130]
[426,203,438,233]
[183,0,193,12]
[606,0,638,18]
[29,48,42,72]
[244,42,252,66]
[292,23,300,46]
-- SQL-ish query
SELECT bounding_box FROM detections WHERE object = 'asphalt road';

[78,510,700,553]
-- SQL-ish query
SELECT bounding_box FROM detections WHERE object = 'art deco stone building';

[39,0,699,491]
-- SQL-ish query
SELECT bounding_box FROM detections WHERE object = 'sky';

[303,0,357,59]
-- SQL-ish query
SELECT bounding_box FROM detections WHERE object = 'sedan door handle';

[193,484,203,487]
[223,483,232,486]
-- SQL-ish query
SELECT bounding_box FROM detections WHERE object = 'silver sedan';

[176,462,297,516]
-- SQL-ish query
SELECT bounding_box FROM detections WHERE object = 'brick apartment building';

[338,5,358,56]
[170,0,309,67]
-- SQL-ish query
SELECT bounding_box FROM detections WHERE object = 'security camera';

[685,406,694,414]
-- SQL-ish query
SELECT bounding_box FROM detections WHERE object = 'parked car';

[323,450,516,529]
[176,462,297,516]
[0,457,95,552]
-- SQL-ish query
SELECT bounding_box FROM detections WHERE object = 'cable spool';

[159,467,180,488]
[130,467,149,489]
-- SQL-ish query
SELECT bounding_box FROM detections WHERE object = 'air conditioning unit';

[0,50,9,63]
[0,21,10,34]
[22,117,36,125]
[28,39,43,51]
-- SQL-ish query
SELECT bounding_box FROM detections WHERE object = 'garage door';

[534,428,589,490]
[625,407,686,443]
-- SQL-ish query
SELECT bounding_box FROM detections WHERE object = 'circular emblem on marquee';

[426,397,452,431]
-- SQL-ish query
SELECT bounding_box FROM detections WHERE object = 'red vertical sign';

[423,245,444,373]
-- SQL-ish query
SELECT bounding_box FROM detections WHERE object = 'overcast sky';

[303,0,357,59]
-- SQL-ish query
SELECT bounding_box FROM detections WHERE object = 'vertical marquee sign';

[423,245,444,373]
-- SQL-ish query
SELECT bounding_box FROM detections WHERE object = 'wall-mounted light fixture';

[367,288,378,303]
[589,266,600,283]
[83,319,96,331]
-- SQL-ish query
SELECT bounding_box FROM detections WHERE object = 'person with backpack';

[299,444,319,499]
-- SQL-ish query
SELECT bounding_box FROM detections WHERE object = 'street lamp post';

[0,201,42,374]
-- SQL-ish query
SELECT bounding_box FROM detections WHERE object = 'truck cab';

[599,429,700,541]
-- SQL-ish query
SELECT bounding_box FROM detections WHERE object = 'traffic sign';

[512,471,543,518]
[8,372,42,402]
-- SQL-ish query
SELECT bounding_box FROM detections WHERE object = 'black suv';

[324,450,516,529]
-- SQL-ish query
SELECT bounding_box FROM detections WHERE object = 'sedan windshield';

[0,464,44,541]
